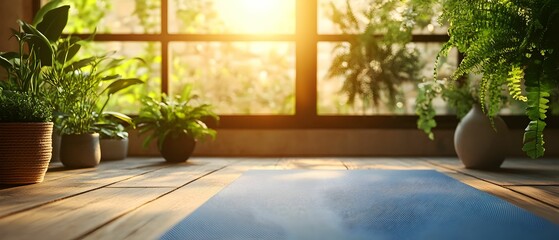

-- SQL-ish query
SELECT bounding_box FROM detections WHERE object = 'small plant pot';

[158,132,196,163]
[60,133,101,168]
[454,105,508,169]
[51,132,61,162]
[0,122,53,184]
[100,138,129,161]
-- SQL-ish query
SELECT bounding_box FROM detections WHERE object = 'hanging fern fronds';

[430,0,559,158]
[522,58,551,158]
[507,65,528,102]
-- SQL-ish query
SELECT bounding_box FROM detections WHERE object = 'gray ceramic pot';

[60,133,101,168]
[454,105,508,169]
[100,138,129,161]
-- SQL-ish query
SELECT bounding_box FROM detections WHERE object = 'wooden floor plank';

[0,187,171,240]
[108,159,234,188]
[426,163,559,225]
[43,158,165,182]
[344,157,433,170]
[84,159,280,240]
[427,157,559,186]
[0,159,168,218]
[508,186,559,208]
[276,158,347,170]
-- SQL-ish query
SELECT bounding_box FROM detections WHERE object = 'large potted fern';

[422,0,559,159]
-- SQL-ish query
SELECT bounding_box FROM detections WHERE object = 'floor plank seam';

[502,184,559,187]
[428,161,559,211]
[0,165,169,219]
[340,159,350,170]
[75,165,230,240]
[500,186,559,210]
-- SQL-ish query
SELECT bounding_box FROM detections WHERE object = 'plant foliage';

[135,86,219,150]
[0,90,53,122]
[0,2,68,122]
[431,0,559,158]
[326,0,435,112]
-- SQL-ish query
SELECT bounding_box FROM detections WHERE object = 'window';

[37,0,465,128]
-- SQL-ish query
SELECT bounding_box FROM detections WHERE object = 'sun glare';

[215,0,294,34]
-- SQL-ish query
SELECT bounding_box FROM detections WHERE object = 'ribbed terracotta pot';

[158,132,196,163]
[60,133,101,168]
[0,122,53,184]
[454,105,508,169]
[100,138,128,161]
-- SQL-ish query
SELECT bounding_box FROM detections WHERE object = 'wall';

[128,128,559,158]
[0,0,33,52]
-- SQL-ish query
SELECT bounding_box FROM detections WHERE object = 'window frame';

[32,0,555,130]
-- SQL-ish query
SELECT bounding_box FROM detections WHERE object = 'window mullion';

[161,0,169,94]
[295,0,318,119]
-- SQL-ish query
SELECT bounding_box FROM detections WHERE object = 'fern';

[507,65,528,102]
[523,59,551,158]
[435,0,559,158]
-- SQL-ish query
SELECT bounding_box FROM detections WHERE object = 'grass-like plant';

[136,86,218,150]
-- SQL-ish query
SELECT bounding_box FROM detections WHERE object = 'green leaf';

[102,111,134,126]
[0,55,13,70]
[32,0,63,26]
[36,5,70,42]
[56,36,82,64]
[64,57,97,72]
[101,74,122,81]
[522,120,546,159]
[104,78,144,95]
[19,20,54,66]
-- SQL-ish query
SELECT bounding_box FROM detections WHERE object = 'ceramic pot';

[0,122,53,184]
[100,138,129,161]
[51,132,61,162]
[454,105,508,169]
[60,133,101,168]
[158,132,196,163]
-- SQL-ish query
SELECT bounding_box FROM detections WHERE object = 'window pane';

[169,42,295,114]
[75,42,162,114]
[317,42,458,115]
[169,0,295,34]
[43,0,161,34]
[318,0,447,35]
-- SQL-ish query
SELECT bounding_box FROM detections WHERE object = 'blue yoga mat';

[161,170,559,240]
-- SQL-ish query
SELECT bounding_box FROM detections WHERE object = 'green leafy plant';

[415,78,491,139]
[434,0,559,158]
[0,89,53,122]
[44,55,143,135]
[136,86,219,150]
[0,1,68,122]
[325,0,436,112]
[94,112,134,140]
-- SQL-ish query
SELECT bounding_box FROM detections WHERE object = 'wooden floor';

[0,157,558,239]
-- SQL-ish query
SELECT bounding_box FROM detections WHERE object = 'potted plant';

[427,0,559,159]
[136,86,218,162]
[44,55,143,168]
[95,112,134,161]
[416,78,509,169]
[0,3,65,183]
